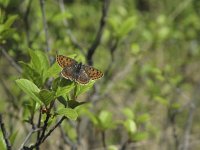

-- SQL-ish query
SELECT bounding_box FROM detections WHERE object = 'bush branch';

[0,114,12,150]
[86,0,110,65]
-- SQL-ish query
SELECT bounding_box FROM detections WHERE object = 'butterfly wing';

[76,68,90,84]
[82,65,103,80]
[56,55,77,68]
[61,67,75,81]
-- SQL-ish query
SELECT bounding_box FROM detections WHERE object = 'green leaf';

[124,119,137,134]
[4,15,18,29]
[98,110,115,130]
[117,16,137,37]
[136,114,150,124]
[44,62,61,79]
[123,108,135,120]
[56,84,75,97]
[0,15,18,33]
[29,50,49,78]
[57,108,78,120]
[131,132,148,141]
[154,96,169,106]
[15,79,43,105]
[39,89,55,106]
[75,81,95,96]
[19,61,43,87]
[0,131,6,150]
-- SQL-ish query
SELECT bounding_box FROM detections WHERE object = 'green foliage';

[1,0,200,149]
[39,90,55,106]
[0,131,6,150]
[56,107,78,121]
[0,11,18,44]
[15,79,42,105]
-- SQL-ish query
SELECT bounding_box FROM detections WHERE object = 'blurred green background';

[1,0,200,149]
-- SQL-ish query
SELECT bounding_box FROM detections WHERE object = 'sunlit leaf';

[57,108,78,120]
[124,119,137,134]
[15,79,43,105]
[75,81,95,96]
[123,108,135,120]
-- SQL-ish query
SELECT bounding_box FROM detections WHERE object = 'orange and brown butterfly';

[56,55,103,84]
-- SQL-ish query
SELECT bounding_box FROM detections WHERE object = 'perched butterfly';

[56,55,103,84]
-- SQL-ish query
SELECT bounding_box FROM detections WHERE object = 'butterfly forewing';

[56,55,77,68]
[82,65,103,80]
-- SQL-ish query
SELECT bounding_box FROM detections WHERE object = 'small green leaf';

[39,89,55,106]
[124,119,137,134]
[56,84,75,97]
[154,96,169,106]
[29,50,41,72]
[117,16,137,37]
[4,15,18,29]
[99,110,115,129]
[44,62,61,79]
[29,50,49,77]
[136,114,150,124]
[0,131,6,150]
[57,108,78,120]
[75,81,95,96]
[131,132,148,141]
[123,108,135,120]
[19,61,43,87]
[16,79,43,105]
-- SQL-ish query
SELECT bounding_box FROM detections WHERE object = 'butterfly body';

[56,55,103,84]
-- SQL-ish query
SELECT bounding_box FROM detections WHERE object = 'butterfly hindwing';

[61,67,75,81]
[76,68,90,84]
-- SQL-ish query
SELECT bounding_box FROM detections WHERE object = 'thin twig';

[86,0,110,65]
[101,131,106,149]
[1,47,22,73]
[41,116,66,143]
[18,128,42,150]
[36,108,42,143]
[0,114,12,150]
[39,0,50,53]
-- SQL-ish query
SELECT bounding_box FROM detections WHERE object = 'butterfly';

[56,55,103,84]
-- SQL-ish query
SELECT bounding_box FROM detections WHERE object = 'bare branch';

[86,0,110,65]
[41,116,66,143]
[19,128,42,150]
[1,47,22,73]
[0,114,12,150]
